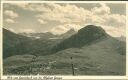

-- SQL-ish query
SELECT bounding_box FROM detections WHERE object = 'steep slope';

[52,25,108,53]
[59,29,77,39]
[3,28,31,58]
[3,28,60,59]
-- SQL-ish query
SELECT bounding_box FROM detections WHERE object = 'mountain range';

[3,25,126,75]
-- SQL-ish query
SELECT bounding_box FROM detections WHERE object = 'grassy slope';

[45,37,125,75]
[3,37,126,75]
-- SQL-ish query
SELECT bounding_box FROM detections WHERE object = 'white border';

[1,1,127,3]
[0,1,128,80]
[0,1,3,79]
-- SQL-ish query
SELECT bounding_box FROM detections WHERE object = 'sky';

[3,3,126,37]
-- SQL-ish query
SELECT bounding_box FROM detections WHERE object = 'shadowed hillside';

[3,25,126,75]
[52,25,108,52]
[3,28,31,58]
[3,28,59,58]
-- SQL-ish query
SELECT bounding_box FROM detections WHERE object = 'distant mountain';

[19,32,56,40]
[59,29,77,39]
[3,28,59,58]
[19,29,76,40]
[3,28,76,59]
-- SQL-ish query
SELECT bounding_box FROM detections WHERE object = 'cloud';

[19,29,36,33]
[8,28,15,32]
[50,24,81,35]
[36,3,92,24]
[4,10,19,18]
[38,19,47,24]
[9,3,29,10]
[4,10,18,24]
[92,3,110,15]
[50,25,69,35]
[9,3,50,12]
[31,3,127,37]
[101,25,126,37]
[103,14,126,27]
[5,3,126,37]
[5,18,15,23]
[36,3,125,28]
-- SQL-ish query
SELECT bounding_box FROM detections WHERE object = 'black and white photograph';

[1,2,126,76]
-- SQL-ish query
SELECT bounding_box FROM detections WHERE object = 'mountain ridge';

[3,25,126,75]
[52,25,109,53]
[3,25,126,58]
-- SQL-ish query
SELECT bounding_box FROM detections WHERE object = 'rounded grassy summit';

[52,25,108,53]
